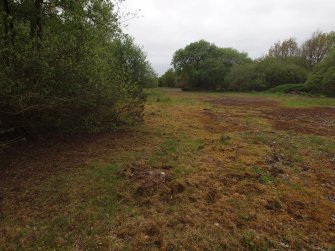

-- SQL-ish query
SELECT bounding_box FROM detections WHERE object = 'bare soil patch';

[206,96,279,108]
[201,109,250,133]
[122,162,183,197]
[205,95,335,136]
[263,107,335,136]
[0,130,147,186]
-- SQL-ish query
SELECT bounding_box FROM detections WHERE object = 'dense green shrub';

[159,69,176,87]
[167,31,335,93]
[112,35,158,88]
[307,50,335,96]
[171,40,310,92]
[224,64,267,91]
[224,58,307,91]
[0,0,154,134]
[144,64,159,88]
[256,58,308,88]
[172,40,251,91]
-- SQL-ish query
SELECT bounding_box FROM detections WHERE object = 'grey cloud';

[120,0,335,75]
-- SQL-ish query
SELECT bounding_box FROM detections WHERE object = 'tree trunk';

[2,0,15,36]
[34,0,43,38]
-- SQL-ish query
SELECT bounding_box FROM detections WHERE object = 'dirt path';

[1,89,335,250]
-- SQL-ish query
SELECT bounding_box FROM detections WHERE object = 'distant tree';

[301,31,335,68]
[225,64,267,91]
[307,49,335,96]
[172,40,251,90]
[268,38,300,58]
[225,57,308,91]
[159,69,176,87]
[257,57,308,87]
[144,66,158,88]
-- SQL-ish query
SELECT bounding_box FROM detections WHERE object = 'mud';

[263,107,335,136]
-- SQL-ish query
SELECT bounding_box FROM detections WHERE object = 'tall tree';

[268,38,300,58]
[1,0,15,37]
[33,0,43,37]
[172,40,251,90]
[307,49,335,95]
[301,31,335,67]
[159,69,176,87]
[0,0,151,134]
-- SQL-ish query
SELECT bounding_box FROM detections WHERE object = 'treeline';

[0,0,157,137]
[160,31,335,96]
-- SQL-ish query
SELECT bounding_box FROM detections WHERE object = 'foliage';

[224,58,307,91]
[256,57,308,88]
[143,68,159,88]
[267,32,335,69]
[159,68,176,87]
[172,40,251,90]
[301,31,335,68]
[268,37,300,58]
[169,31,335,94]
[307,49,335,96]
[0,0,154,134]
[112,35,158,88]
[225,64,267,91]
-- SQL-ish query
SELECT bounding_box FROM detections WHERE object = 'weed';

[220,134,231,144]
[254,167,273,184]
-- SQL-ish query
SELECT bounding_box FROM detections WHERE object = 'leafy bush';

[0,0,153,134]
[257,57,308,88]
[307,49,335,96]
[224,58,307,91]
[159,69,176,87]
[172,40,252,90]
[224,64,267,91]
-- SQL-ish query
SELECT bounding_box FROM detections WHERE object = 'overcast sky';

[120,0,335,75]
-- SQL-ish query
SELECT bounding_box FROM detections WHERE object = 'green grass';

[147,132,202,178]
[2,87,335,250]
[149,138,179,166]
[301,135,335,155]
[1,163,128,250]
[266,83,308,94]
[145,88,172,104]
[280,96,335,107]
[145,88,201,106]
[150,87,335,108]
[220,134,231,144]
[222,91,335,108]
[254,167,273,184]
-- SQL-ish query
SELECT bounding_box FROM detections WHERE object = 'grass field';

[1,88,335,250]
